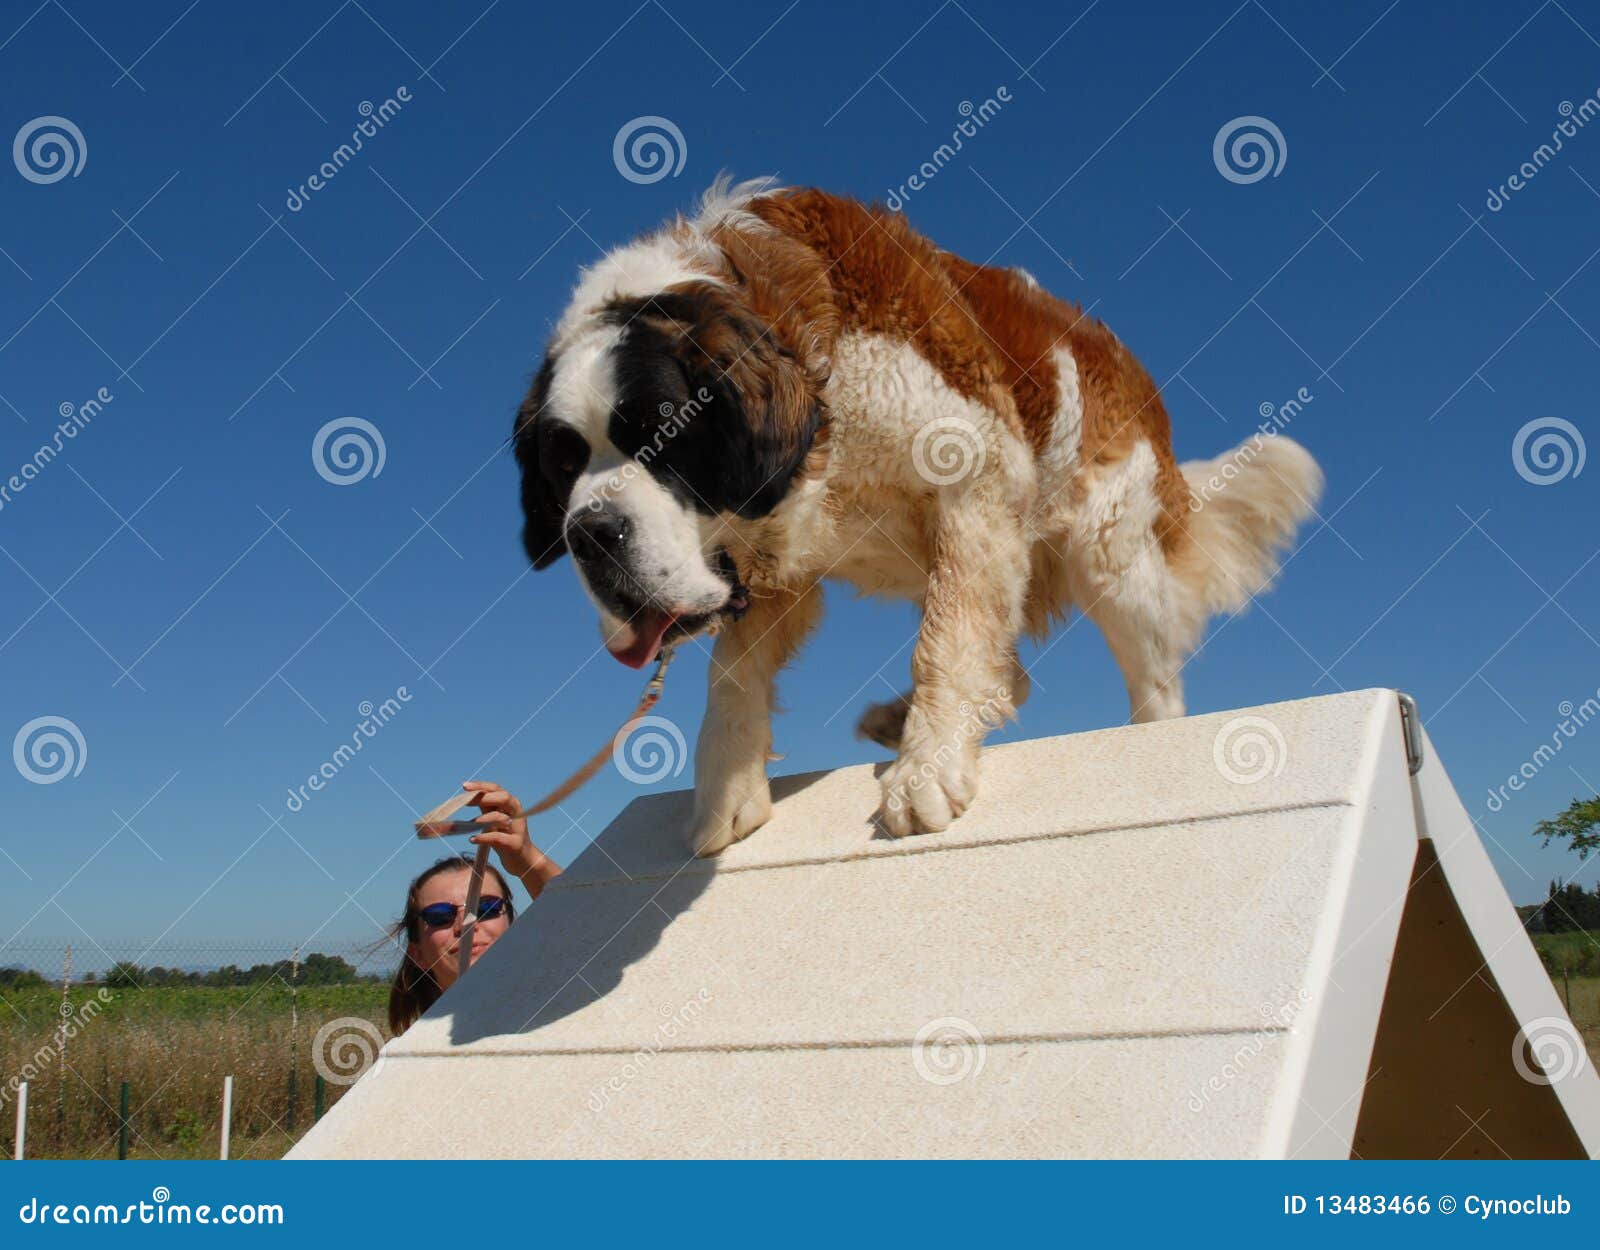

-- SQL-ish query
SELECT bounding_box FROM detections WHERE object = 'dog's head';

[514,283,820,666]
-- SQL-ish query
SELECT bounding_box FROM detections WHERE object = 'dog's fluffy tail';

[1172,435,1322,619]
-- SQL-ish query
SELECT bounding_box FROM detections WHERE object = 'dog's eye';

[539,423,589,485]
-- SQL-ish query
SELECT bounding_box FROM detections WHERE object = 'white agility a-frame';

[290,688,1600,1159]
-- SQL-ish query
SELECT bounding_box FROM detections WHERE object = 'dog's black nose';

[568,508,629,559]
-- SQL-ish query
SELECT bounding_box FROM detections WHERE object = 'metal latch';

[1396,692,1423,775]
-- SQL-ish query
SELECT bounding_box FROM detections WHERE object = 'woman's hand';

[460,780,563,901]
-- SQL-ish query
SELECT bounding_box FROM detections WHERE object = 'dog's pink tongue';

[608,609,675,668]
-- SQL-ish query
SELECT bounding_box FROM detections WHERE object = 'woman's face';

[406,867,511,992]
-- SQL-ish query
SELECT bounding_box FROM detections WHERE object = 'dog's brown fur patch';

[751,190,1193,549]
[749,190,1026,445]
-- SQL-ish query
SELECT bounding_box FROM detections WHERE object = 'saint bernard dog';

[514,178,1322,856]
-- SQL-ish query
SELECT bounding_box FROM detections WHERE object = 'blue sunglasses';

[414,895,506,931]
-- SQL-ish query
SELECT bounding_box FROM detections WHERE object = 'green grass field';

[1532,929,1600,979]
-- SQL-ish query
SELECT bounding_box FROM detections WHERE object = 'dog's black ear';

[513,360,568,570]
[699,319,819,519]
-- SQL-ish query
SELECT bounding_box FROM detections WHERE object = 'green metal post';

[117,1081,129,1160]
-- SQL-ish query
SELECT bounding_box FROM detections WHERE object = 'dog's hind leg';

[1065,446,1191,724]
[1080,569,1187,723]
[855,691,911,750]
[686,583,822,857]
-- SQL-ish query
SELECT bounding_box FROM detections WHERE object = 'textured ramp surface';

[292,689,1421,1159]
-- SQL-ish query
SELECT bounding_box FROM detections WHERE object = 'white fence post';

[13,1081,25,1160]
[219,1076,233,1160]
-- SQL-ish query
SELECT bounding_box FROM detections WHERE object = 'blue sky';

[1,0,1597,973]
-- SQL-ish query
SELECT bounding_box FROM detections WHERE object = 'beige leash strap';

[453,843,491,983]
[413,647,675,838]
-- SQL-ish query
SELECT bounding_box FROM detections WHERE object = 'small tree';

[1534,796,1600,859]
[104,962,145,989]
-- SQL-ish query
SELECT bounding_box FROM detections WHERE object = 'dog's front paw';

[877,739,979,837]
[685,784,773,857]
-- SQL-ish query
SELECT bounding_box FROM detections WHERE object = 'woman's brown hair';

[386,855,516,1037]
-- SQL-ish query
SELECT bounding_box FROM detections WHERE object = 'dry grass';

[1552,975,1600,1074]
